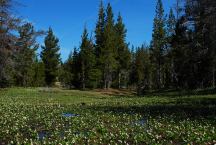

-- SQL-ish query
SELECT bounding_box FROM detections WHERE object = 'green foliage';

[166,8,176,38]
[71,47,82,88]
[61,47,82,89]
[100,3,117,89]
[95,0,106,60]
[114,13,131,88]
[31,59,45,87]
[94,2,131,89]
[134,45,152,95]
[1,0,216,92]
[169,0,216,89]
[150,0,166,89]
[80,27,97,89]
[88,68,102,89]
[171,18,189,88]
[163,8,176,88]
[13,23,39,87]
[60,52,74,88]
[41,28,61,86]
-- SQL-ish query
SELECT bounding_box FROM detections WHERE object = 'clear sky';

[18,0,176,61]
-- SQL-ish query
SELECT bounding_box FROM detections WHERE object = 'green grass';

[0,88,216,144]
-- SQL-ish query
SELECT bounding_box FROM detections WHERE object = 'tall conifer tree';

[72,47,81,88]
[41,28,61,86]
[134,45,151,95]
[164,8,176,88]
[14,23,41,87]
[60,52,73,88]
[80,27,96,89]
[94,1,106,88]
[115,13,131,88]
[95,1,105,61]
[150,0,166,89]
[101,3,117,89]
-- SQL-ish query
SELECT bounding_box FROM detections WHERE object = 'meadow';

[0,88,216,144]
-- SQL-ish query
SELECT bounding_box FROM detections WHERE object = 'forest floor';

[0,88,216,144]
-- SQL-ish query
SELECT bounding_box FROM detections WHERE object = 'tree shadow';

[144,88,216,97]
[108,88,216,98]
[87,97,216,120]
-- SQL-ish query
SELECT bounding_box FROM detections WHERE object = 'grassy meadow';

[0,88,216,144]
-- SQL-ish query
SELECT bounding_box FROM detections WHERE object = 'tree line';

[0,0,216,94]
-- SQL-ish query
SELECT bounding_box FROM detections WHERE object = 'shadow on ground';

[86,97,216,120]
[104,88,216,98]
[144,88,216,97]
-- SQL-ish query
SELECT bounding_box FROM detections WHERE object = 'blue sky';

[18,0,176,61]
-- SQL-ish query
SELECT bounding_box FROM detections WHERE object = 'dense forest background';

[0,0,216,95]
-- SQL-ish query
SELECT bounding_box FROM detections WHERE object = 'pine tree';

[60,52,74,88]
[13,23,40,87]
[41,28,61,86]
[95,0,105,60]
[183,0,216,88]
[94,1,106,88]
[31,58,45,87]
[171,16,195,89]
[150,0,166,89]
[167,9,176,39]
[80,27,96,89]
[205,0,216,87]
[164,8,176,88]
[60,47,82,89]
[115,13,131,88]
[134,45,151,95]
[101,3,117,89]
[71,47,81,88]
[129,46,137,88]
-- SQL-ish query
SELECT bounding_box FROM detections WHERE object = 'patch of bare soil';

[94,88,135,96]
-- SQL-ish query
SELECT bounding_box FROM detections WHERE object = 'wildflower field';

[0,88,216,144]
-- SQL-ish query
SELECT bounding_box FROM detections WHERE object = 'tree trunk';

[157,64,161,89]
[118,72,121,89]
[171,59,175,86]
[104,72,107,89]
[213,67,215,88]
[107,72,112,89]
[82,62,85,90]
